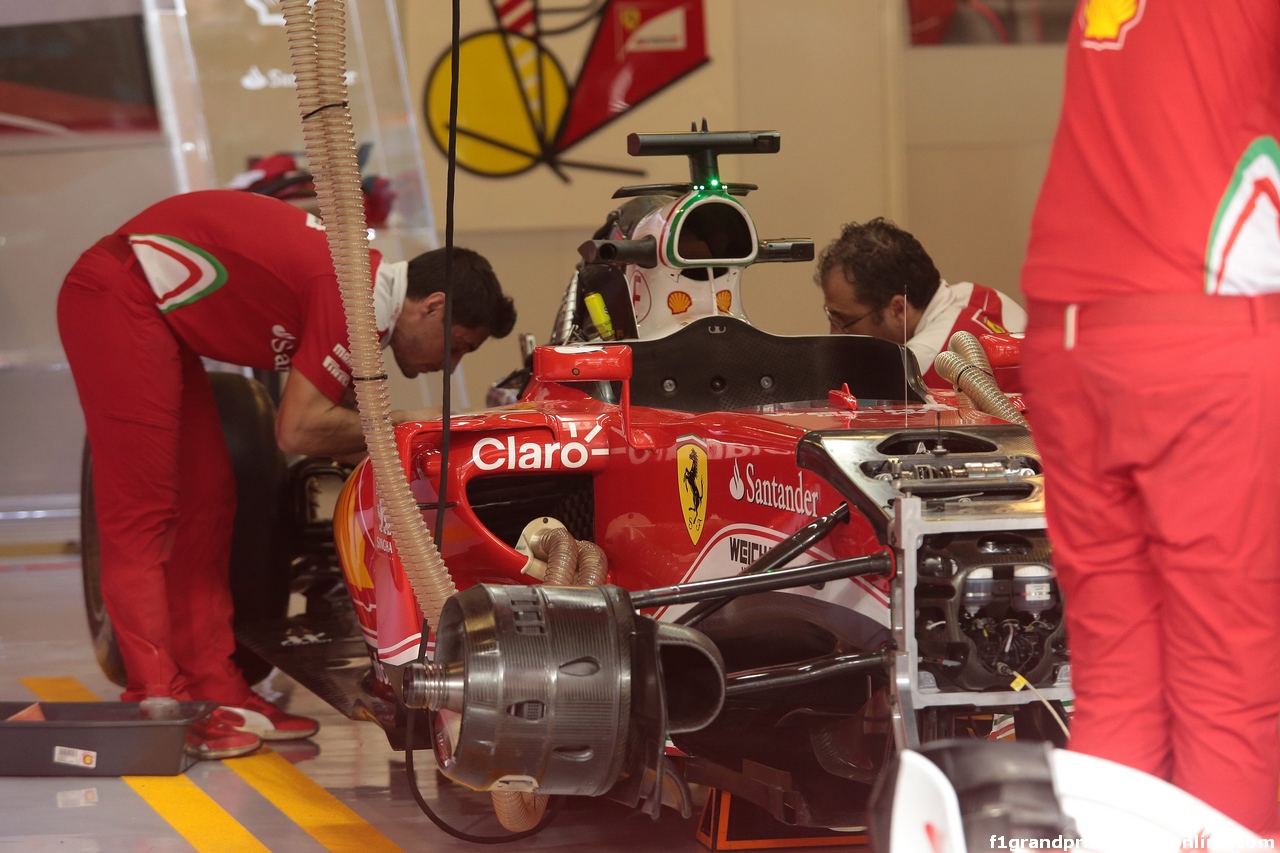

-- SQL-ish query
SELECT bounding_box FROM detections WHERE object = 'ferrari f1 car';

[327,130,1069,830]
[81,129,1070,839]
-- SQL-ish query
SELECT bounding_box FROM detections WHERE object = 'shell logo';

[668,290,692,314]
[1080,0,1144,50]
[715,289,732,313]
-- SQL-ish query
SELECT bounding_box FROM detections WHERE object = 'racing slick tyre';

[80,372,291,688]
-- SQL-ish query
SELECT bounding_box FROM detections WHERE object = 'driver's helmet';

[586,190,758,340]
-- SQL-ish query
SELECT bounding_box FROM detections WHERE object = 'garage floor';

[0,556,760,853]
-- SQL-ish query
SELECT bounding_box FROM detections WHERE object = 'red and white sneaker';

[185,709,264,760]
[220,694,320,741]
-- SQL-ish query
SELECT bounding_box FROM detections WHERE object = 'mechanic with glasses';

[815,218,1026,389]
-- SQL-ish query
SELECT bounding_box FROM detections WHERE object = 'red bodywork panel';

[334,361,1012,667]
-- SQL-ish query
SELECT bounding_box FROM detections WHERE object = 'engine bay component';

[915,532,1064,691]
[402,584,724,809]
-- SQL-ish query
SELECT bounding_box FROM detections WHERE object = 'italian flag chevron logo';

[128,235,228,312]
[1206,137,1280,295]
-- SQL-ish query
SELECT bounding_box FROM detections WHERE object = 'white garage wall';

[903,44,1066,304]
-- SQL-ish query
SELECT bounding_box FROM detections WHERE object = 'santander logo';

[729,460,820,518]
[729,462,746,500]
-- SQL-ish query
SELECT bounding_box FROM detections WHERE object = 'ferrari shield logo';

[677,436,708,544]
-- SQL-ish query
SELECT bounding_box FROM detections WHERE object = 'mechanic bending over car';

[816,218,1026,388]
[1020,0,1280,836]
[57,189,515,759]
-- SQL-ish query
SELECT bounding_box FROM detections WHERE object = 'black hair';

[814,218,940,311]
[406,247,515,337]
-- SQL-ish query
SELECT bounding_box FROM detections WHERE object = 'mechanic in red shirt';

[1020,0,1280,833]
[816,218,1026,389]
[57,190,515,759]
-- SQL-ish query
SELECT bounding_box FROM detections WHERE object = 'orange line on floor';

[123,775,272,853]
[20,676,100,702]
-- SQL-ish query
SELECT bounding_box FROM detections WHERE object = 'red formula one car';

[81,129,1068,839]
[325,131,1068,831]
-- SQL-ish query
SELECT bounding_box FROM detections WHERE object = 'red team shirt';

[1023,0,1280,303]
[113,190,385,404]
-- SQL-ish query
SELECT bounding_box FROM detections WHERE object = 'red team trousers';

[57,242,250,705]
[1023,294,1280,833]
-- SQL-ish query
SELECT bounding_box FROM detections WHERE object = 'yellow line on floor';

[20,676,100,701]
[227,748,405,853]
[124,775,272,853]
[0,540,78,558]
[22,676,270,853]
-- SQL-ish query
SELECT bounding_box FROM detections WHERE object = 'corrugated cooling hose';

[947,330,995,377]
[280,0,456,625]
[933,350,1031,429]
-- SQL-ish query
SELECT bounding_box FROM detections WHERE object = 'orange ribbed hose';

[280,0,455,625]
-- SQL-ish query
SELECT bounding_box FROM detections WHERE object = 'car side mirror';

[978,333,1022,368]
[532,345,654,450]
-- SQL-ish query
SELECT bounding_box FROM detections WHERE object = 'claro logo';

[471,425,609,472]
[729,460,821,518]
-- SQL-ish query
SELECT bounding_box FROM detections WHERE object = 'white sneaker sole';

[220,705,319,741]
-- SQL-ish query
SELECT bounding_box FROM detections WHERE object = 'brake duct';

[492,523,611,831]
[402,583,726,821]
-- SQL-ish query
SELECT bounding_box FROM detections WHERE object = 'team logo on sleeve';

[1206,137,1280,296]
[129,235,228,312]
[1080,0,1144,50]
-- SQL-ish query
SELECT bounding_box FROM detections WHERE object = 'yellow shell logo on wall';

[715,289,732,313]
[1080,0,1144,50]
[677,436,708,545]
[668,290,692,314]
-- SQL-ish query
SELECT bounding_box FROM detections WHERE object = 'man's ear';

[887,293,908,321]
[416,291,447,318]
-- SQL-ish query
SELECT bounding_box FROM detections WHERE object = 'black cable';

[403,619,563,842]
[434,0,460,548]
[405,2,561,840]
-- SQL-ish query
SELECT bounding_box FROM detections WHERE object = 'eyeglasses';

[824,304,876,334]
